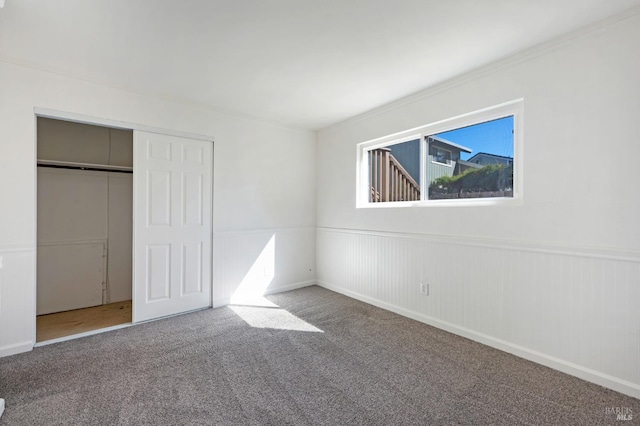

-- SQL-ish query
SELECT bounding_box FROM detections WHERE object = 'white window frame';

[356,99,523,208]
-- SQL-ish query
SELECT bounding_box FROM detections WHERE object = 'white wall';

[316,12,640,398]
[0,60,316,356]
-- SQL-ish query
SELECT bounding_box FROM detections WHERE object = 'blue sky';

[435,116,513,161]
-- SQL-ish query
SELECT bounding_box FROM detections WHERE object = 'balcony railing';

[369,148,420,202]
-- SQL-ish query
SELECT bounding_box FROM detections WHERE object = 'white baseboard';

[212,297,231,309]
[1,282,317,357]
[264,280,316,295]
[213,280,316,309]
[0,341,33,358]
[0,397,5,418]
[317,280,640,400]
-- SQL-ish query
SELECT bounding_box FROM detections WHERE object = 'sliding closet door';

[133,131,212,323]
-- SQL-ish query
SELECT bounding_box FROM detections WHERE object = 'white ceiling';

[1,0,639,130]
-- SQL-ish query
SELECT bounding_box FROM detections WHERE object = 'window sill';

[431,161,453,167]
[357,196,522,208]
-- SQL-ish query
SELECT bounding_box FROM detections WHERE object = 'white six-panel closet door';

[133,131,212,323]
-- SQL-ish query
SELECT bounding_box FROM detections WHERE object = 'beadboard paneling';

[0,248,35,357]
[316,227,640,398]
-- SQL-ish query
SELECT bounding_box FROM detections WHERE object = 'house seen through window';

[363,103,519,205]
[428,116,513,200]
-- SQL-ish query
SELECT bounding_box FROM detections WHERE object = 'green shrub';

[429,164,512,195]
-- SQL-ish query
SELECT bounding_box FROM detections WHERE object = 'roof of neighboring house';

[457,160,483,169]
[427,136,472,153]
[467,152,513,162]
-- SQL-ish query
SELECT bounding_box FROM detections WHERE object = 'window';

[357,99,522,207]
[429,144,452,165]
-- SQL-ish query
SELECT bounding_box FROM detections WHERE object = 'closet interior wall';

[36,118,133,315]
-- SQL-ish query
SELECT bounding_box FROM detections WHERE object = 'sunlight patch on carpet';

[228,234,322,332]
[230,303,323,333]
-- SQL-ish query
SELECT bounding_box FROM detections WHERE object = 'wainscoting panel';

[0,247,35,357]
[213,227,316,306]
[317,227,640,398]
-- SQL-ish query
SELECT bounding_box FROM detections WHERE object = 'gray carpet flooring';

[0,285,637,425]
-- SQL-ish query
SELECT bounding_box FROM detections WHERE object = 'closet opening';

[36,117,133,343]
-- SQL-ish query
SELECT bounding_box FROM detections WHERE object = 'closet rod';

[37,163,133,174]
[37,159,133,174]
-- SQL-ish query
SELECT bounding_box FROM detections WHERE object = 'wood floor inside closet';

[36,300,132,342]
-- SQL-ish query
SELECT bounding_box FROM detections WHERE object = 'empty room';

[0,1,639,424]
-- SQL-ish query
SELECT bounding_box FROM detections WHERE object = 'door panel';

[134,131,212,322]
[183,173,204,226]
[148,170,172,227]
[182,242,203,295]
[147,244,171,301]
